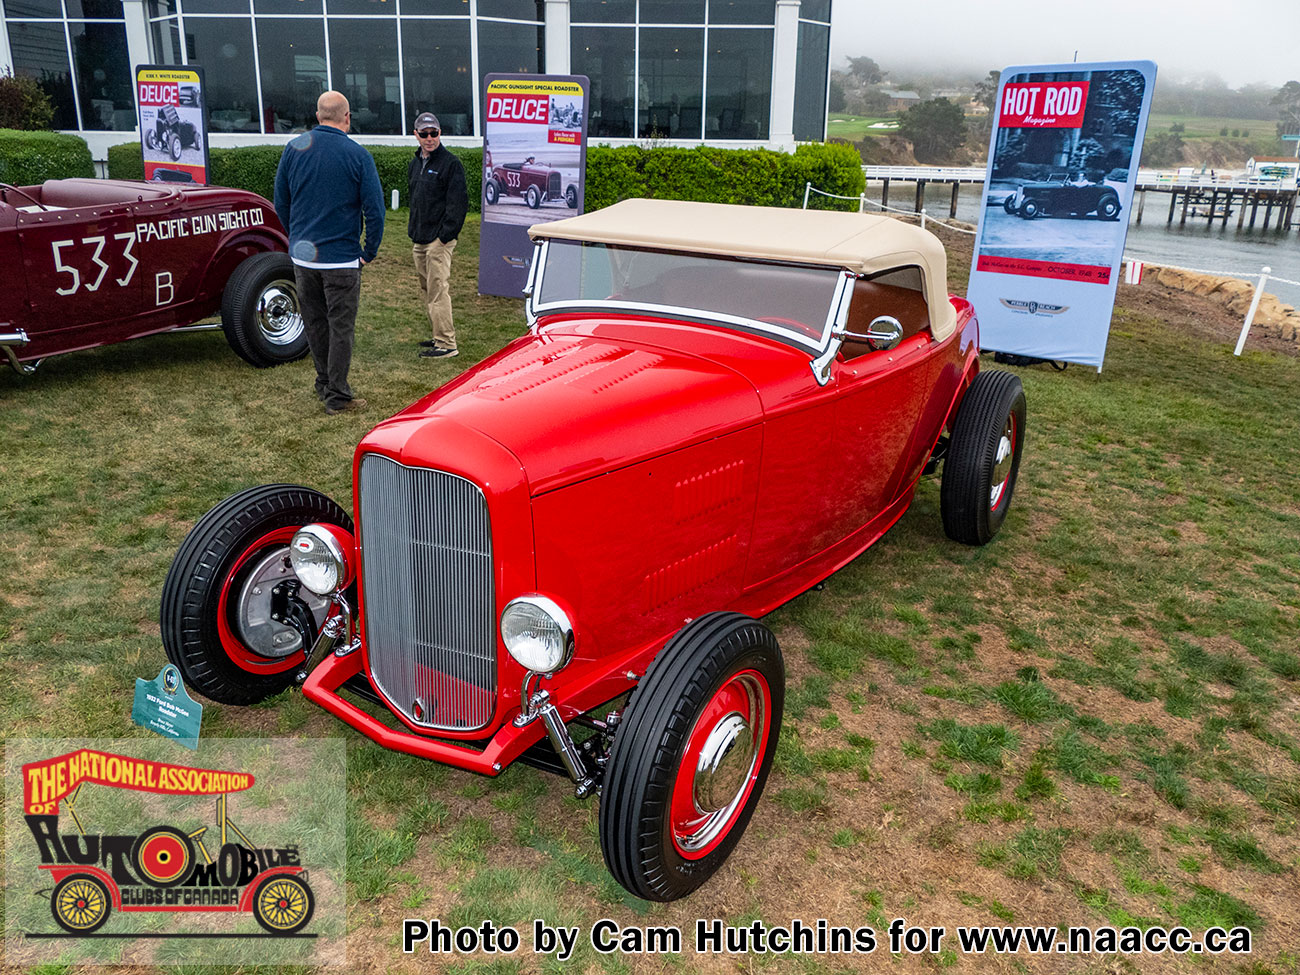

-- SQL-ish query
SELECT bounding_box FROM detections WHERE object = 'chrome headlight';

[501,595,574,674]
[289,524,349,596]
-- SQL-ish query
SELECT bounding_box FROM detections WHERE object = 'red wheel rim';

[669,669,771,860]
[217,527,308,675]
[136,831,191,884]
[989,411,1017,511]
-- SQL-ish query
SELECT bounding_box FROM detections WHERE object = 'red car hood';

[372,329,765,495]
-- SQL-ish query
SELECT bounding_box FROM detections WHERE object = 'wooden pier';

[858,166,1300,231]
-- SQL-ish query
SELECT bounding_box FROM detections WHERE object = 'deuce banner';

[135,64,211,185]
[478,74,589,299]
[967,61,1156,369]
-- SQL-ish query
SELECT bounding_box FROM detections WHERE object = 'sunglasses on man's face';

[418,129,440,138]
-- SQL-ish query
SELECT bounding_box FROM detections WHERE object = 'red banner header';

[976,254,1112,284]
[486,93,550,125]
[23,749,254,815]
[999,81,1089,128]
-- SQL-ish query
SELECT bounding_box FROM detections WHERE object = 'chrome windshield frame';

[525,238,851,357]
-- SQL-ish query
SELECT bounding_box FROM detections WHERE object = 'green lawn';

[1148,113,1280,141]
[3,213,1299,973]
[827,113,899,142]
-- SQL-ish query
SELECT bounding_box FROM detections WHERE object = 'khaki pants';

[412,238,457,351]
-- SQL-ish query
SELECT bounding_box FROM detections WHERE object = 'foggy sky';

[831,0,1298,89]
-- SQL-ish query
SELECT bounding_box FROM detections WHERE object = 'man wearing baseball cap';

[408,111,468,358]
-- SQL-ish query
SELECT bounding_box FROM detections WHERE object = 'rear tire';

[220,252,308,368]
[160,484,351,705]
[599,612,783,901]
[941,370,1027,546]
[51,874,112,934]
[1098,194,1121,220]
[1020,199,1039,219]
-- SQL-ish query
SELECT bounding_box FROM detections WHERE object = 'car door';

[0,202,26,334]
[829,271,937,531]
[16,188,143,350]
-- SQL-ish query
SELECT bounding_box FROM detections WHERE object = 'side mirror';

[863,315,903,351]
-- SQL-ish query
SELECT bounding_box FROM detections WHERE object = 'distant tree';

[898,98,967,162]
[974,69,1002,113]
[846,56,884,86]
[1169,122,1184,133]
[1220,127,1229,136]
[1273,80,1300,138]
[829,76,846,114]
[0,70,54,130]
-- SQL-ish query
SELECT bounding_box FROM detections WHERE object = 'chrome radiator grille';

[358,454,496,731]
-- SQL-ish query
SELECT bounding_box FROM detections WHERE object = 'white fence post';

[858,192,865,213]
[920,208,927,231]
[802,182,811,209]
[1234,266,1271,356]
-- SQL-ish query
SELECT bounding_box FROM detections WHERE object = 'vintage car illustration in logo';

[0,179,307,375]
[161,200,1027,902]
[483,157,579,210]
[1003,172,1122,220]
[23,750,313,936]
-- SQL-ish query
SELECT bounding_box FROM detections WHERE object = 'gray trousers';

[294,265,361,409]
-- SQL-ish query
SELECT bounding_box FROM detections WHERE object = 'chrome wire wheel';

[256,281,302,347]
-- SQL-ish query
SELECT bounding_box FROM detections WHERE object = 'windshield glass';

[533,240,845,350]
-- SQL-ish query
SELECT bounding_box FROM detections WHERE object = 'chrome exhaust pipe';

[0,329,39,375]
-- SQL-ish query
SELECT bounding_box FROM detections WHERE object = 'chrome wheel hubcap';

[257,282,302,346]
[989,415,1016,509]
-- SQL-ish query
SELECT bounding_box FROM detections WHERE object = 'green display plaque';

[131,664,203,749]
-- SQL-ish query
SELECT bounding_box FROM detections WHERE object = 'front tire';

[599,612,783,902]
[169,133,182,161]
[160,484,352,705]
[51,874,111,934]
[252,874,315,934]
[1003,195,1018,215]
[484,179,499,205]
[220,252,308,368]
[525,184,541,209]
[941,370,1026,546]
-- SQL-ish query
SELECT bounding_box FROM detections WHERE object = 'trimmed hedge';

[106,139,864,214]
[108,141,483,211]
[0,129,93,185]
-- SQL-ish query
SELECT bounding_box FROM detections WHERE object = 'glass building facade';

[1,0,829,143]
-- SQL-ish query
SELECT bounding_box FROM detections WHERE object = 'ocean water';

[888,184,1300,309]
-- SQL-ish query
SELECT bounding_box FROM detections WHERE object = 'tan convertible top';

[530,198,956,340]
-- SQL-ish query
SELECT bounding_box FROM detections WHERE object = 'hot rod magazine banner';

[966,60,1156,369]
[135,65,211,185]
[477,73,589,298]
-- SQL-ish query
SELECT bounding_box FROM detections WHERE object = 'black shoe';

[419,347,459,358]
[418,340,438,348]
[325,397,368,416]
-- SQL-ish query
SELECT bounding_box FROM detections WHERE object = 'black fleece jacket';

[407,143,468,245]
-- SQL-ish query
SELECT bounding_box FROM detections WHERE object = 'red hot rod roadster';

[161,200,1026,901]
[0,179,306,375]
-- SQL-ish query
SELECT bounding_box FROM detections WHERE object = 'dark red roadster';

[0,179,305,375]
[484,158,578,210]
[161,200,1026,901]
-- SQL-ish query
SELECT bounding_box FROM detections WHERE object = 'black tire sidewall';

[485,181,498,205]
[599,613,784,901]
[220,252,306,367]
[160,484,352,705]
[941,370,1027,546]
[1021,200,1038,218]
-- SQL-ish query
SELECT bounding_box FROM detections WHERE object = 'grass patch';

[919,719,1019,766]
